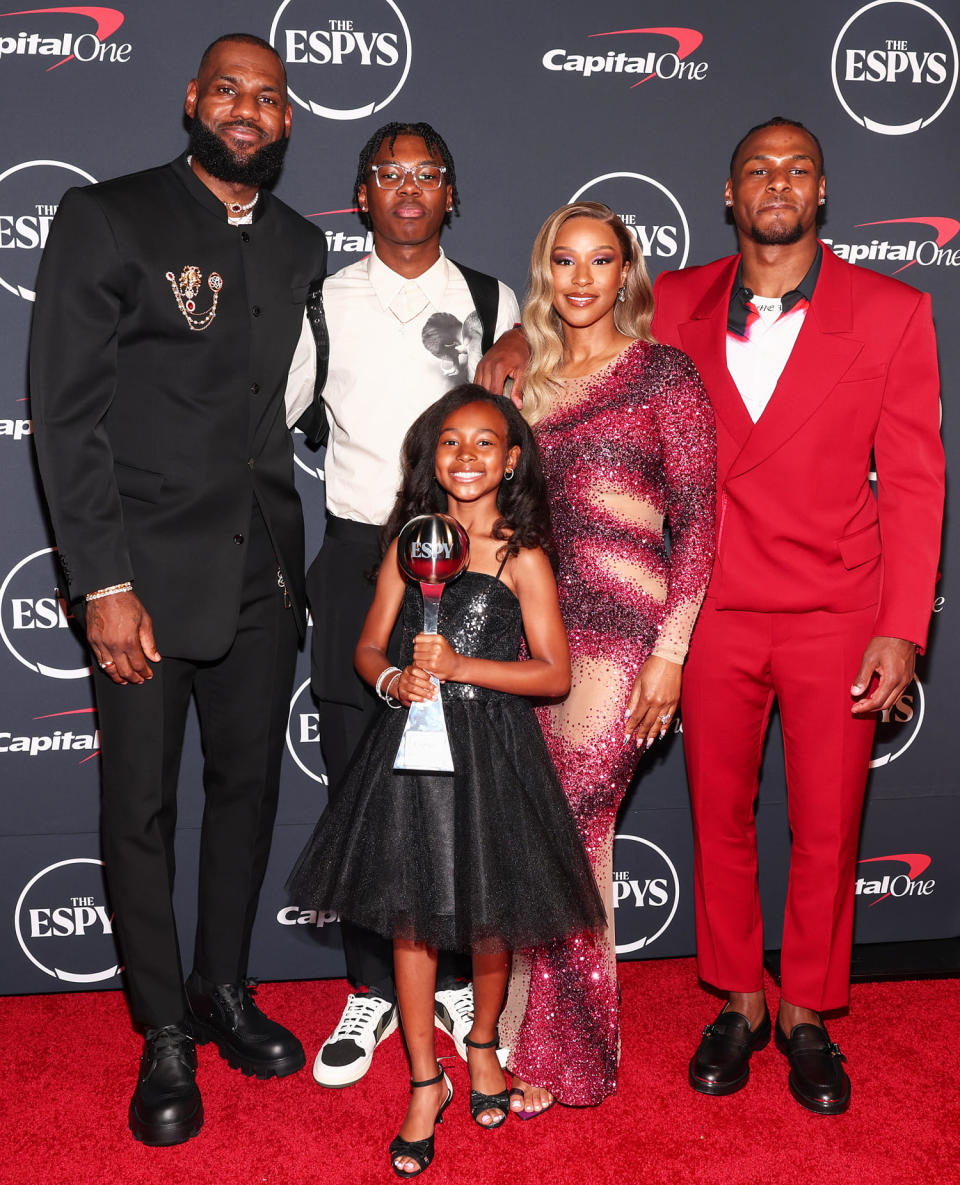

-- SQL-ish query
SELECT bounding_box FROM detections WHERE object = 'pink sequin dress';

[500,338,716,1104]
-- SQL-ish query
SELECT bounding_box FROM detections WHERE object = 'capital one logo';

[270,0,411,120]
[568,173,690,283]
[0,706,99,761]
[855,852,935,904]
[612,833,680,954]
[0,160,96,302]
[285,676,328,784]
[832,1,958,134]
[0,7,130,70]
[824,216,960,276]
[0,546,91,679]
[869,675,924,767]
[543,26,708,86]
[15,857,121,983]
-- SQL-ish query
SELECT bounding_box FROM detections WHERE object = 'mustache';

[218,119,267,139]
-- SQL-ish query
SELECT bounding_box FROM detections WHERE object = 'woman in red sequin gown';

[500,203,716,1107]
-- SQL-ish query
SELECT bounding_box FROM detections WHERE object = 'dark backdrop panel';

[2,0,957,994]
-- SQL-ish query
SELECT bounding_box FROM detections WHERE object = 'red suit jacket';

[652,245,943,651]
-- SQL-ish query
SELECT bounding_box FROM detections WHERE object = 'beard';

[747,217,807,246]
[188,116,288,187]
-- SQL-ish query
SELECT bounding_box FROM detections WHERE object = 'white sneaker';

[433,984,474,1061]
[313,992,398,1087]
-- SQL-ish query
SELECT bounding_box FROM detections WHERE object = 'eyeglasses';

[368,163,447,191]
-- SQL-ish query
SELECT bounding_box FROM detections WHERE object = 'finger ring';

[660,714,671,723]
[99,660,114,669]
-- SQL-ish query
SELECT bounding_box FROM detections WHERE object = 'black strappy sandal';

[464,1035,509,1130]
[388,1068,453,1178]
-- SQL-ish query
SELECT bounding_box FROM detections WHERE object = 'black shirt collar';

[727,242,822,337]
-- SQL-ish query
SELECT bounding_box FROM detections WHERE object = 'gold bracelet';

[85,582,133,602]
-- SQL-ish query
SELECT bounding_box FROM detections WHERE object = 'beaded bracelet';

[85,582,133,602]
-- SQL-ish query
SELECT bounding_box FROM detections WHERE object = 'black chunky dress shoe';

[775,1017,851,1115]
[689,1006,771,1095]
[128,1023,203,1146]
[185,972,306,1078]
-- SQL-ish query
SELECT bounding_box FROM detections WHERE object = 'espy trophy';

[393,513,469,773]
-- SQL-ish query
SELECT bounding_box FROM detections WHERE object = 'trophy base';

[393,728,455,773]
[393,689,454,773]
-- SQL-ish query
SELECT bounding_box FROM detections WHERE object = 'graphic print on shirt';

[421,309,483,382]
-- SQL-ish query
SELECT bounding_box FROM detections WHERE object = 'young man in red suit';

[651,117,943,1114]
[478,115,943,1115]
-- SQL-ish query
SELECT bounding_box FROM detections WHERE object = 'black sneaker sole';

[189,1019,306,1079]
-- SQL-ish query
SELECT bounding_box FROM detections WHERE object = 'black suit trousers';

[95,506,299,1027]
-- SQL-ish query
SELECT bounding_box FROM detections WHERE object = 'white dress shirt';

[726,298,808,423]
[285,247,519,524]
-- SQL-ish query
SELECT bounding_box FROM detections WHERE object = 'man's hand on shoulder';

[87,591,161,685]
[474,326,530,406]
[850,635,916,715]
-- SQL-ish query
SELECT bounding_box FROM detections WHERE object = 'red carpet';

[3,958,957,1185]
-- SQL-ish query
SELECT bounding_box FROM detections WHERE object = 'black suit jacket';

[30,156,327,659]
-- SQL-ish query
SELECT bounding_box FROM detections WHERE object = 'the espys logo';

[293,426,326,481]
[0,159,96,302]
[0,6,130,69]
[285,676,328,783]
[270,0,411,120]
[832,1,958,135]
[543,26,708,87]
[824,216,960,275]
[568,173,689,282]
[856,852,935,904]
[15,857,121,983]
[869,675,924,767]
[0,546,91,680]
[612,834,679,954]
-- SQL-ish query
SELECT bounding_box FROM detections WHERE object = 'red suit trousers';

[681,600,878,1010]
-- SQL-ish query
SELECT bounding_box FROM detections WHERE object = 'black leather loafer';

[775,1017,851,1115]
[689,1006,771,1095]
[185,972,306,1079]
[129,1023,203,1146]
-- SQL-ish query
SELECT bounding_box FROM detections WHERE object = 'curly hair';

[381,385,554,565]
[520,202,655,424]
[354,122,460,229]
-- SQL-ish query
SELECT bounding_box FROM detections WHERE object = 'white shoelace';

[330,995,388,1040]
[439,987,473,1027]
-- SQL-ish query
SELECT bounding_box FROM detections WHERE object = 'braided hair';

[354,122,460,227]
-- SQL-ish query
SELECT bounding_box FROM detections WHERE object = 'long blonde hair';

[521,202,655,424]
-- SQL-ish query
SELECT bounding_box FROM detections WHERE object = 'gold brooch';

[165,265,223,331]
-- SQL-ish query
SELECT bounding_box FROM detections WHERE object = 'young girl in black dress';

[289,385,604,1177]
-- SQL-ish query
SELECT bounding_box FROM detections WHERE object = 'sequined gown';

[289,570,606,954]
[500,339,715,1104]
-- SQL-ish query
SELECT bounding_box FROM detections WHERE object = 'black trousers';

[96,506,299,1027]
[307,515,469,1003]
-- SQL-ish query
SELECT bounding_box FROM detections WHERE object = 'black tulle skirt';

[288,692,606,953]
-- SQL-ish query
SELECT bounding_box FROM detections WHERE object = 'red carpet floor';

[3,958,958,1185]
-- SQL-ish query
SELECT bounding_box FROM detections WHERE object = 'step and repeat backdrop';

[2,1,957,995]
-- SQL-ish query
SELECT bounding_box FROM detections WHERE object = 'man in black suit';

[30,33,326,1146]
